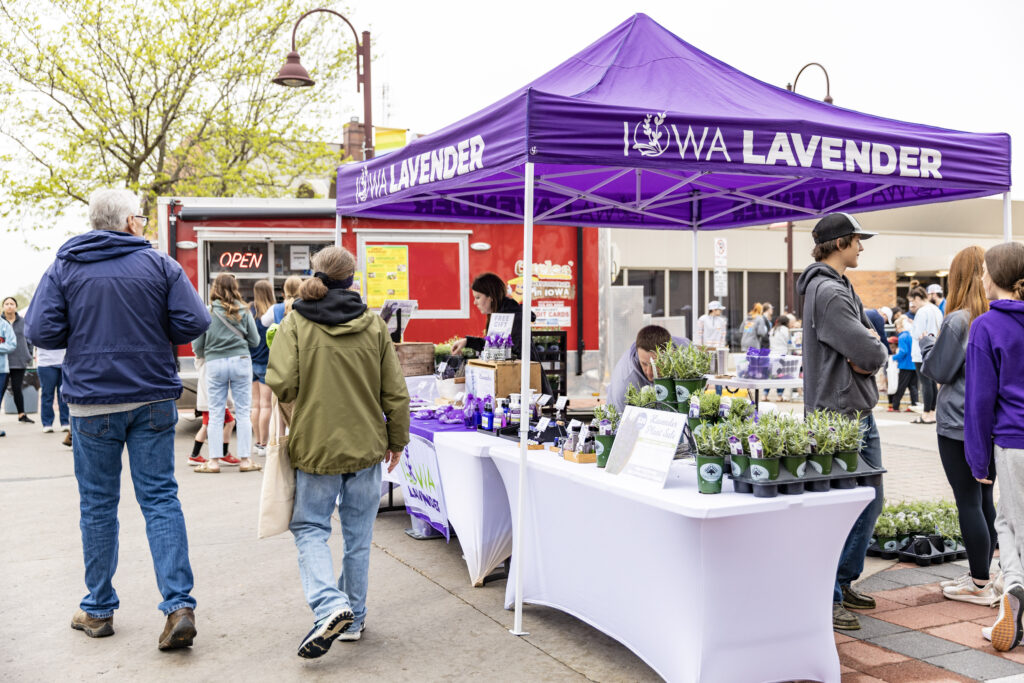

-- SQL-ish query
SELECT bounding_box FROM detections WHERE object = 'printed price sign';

[487,313,515,338]
[536,394,552,407]
[535,417,551,433]
[554,396,569,411]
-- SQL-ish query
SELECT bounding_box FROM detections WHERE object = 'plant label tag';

[437,361,448,375]
[719,396,732,418]
[575,426,590,453]
[535,417,551,433]
[537,394,551,406]
[808,433,817,454]
[748,434,764,458]
[728,436,744,456]
[554,396,569,410]
[568,419,582,431]
[688,395,701,418]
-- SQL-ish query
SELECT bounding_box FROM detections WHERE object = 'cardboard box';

[465,360,541,399]
[395,342,435,377]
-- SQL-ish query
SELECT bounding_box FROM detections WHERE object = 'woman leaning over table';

[920,246,998,606]
[267,246,409,659]
[964,241,1024,652]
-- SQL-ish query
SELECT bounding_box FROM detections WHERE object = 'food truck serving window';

[207,242,269,274]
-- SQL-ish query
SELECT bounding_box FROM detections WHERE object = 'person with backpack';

[191,273,261,474]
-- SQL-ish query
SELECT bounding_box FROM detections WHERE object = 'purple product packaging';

[748,434,764,458]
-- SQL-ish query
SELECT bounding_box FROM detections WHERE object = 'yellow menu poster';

[365,245,409,308]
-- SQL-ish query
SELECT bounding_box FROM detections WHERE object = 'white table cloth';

[488,444,873,683]
[432,432,514,587]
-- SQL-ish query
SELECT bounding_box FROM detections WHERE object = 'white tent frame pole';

[335,214,343,247]
[1004,191,1013,243]
[692,228,699,337]
[511,161,535,637]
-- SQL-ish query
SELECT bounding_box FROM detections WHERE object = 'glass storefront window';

[747,272,782,325]
[627,269,665,316]
[207,242,269,276]
[668,269,707,338]
[275,242,331,276]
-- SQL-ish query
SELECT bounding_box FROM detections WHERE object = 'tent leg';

[1005,191,1013,243]
[335,214,343,248]
[691,229,698,339]
[511,161,534,637]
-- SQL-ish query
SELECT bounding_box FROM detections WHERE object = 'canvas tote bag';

[257,396,295,538]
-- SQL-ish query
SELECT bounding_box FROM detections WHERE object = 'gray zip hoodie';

[920,309,969,440]
[796,262,888,416]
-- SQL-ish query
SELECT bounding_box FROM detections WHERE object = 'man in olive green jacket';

[266,250,409,659]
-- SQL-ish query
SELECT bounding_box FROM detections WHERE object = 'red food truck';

[156,197,602,401]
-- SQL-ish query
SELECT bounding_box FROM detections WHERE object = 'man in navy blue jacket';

[26,189,210,650]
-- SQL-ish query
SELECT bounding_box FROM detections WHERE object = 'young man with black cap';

[797,213,889,631]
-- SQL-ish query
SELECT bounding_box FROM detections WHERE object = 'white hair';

[89,188,140,231]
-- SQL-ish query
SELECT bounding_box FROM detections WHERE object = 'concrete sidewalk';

[0,405,983,682]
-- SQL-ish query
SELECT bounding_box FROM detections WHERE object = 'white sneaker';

[336,620,365,642]
[941,572,971,589]
[991,583,1024,652]
[42,426,54,433]
[983,625,992,642]
[943,578,1000,606]
[60,425,70,432]
[254,444,267,457]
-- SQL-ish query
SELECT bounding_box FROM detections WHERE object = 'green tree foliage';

[0,0,356,227]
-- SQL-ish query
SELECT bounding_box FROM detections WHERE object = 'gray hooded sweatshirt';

[796,262,888,416]
[920,309,969,440]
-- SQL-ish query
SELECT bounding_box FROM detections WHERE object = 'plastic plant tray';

[728,454,886,498]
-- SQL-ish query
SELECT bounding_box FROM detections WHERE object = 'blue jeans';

[71,400,195,617]
[38,366,69,427]
[206,355,252,460]
[834,412,883,602]
[290,464,383,626]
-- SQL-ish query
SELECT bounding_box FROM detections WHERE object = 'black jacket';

[466,298,534,359]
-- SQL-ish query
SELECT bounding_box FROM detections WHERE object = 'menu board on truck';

[366,245,409,308]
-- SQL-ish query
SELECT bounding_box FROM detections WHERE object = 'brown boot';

[71,609,114,638]
[63,432,72,447]
[158,607,196,651]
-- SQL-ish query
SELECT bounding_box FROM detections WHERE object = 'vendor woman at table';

[608,325,689,412]
[452,273,532,358]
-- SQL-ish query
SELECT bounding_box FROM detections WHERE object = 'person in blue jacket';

[0,316,16,437]
[25,188,210,650]
[888,317,918,412]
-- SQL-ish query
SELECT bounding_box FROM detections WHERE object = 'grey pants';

[995,446,1024,588]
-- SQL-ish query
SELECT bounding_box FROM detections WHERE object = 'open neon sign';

[218,251,264,270]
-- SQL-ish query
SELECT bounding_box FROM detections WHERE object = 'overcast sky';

[2,0,1020,295]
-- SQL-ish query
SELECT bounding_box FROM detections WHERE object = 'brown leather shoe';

[71,609,114,638]
[158,607,196,651]
[63,432,72,447]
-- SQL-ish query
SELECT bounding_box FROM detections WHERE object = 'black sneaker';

[842,584,876,610]
[297,608,353,659]
[19,415,34,424]
[833,602,861,630]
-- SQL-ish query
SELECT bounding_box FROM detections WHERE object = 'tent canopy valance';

[337,14,1010,230]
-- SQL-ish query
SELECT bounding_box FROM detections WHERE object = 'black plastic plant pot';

[805,479,831,493]
[653,378,675,403]
[782,454,808,478]
[807,453,833,476]
[732,479,753,494]
[594,435,615,468]
[730,453,750,478]
[833,450,859,472]
[674,377,707,404]
[695,454,725,494]
[779,482,805,495]
[748,457,779,482]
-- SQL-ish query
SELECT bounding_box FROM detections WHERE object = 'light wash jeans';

[71,400,195,617]
[834,412,883,602]
[290,464,383,627]
[206,355,252,461]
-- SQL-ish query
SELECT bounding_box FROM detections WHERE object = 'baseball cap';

[887,336,898,344]
[812,213,877,245]
[926,284,943,295]
[879,306,893,323]
[708,300,725,310]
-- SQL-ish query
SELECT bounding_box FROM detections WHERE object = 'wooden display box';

[395,342,435,377]
[465,360,541,398]
[564,450,596,464]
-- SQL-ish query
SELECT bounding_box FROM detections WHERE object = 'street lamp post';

[784,62,833,314]
[273,9,374,160]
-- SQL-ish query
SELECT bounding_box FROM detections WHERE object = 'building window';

[668,269,707,338]
[626,269,665,316]
[747,271,782,323]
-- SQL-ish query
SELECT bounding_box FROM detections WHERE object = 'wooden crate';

[394,342,435,377]
[465,360,541,398]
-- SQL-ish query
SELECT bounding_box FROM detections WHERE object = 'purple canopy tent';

[336,13,1012,635]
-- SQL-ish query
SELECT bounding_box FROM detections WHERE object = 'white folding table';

[488,444,872,683]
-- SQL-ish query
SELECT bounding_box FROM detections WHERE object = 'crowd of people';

[6,191,1024,660]
[16,188,410,659]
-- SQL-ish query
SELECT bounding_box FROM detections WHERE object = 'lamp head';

[272,51,314,87]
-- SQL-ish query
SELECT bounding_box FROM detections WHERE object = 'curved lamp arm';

[289,8,363,92]
[788,62,833,104]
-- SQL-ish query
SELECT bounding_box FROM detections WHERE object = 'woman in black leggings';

[921,246,998,604]
[1,297,33,423]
